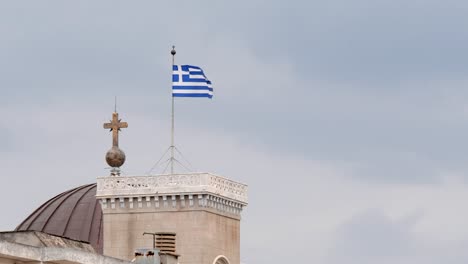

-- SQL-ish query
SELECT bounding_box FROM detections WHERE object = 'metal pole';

[170,46,176,175]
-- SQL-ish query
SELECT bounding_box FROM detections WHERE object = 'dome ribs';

[15,183,103,253]
[90,204,104,254]
[62,184,96,241]
[41,184,93,235]
[85,189,99,242]
[16,188,74,231]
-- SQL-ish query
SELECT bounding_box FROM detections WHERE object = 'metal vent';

[134,248,161,264]
[155,232,176,254]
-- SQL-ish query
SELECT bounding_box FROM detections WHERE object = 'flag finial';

[171,46,176,56]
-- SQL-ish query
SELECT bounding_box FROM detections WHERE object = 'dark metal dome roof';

[15,183,103,253]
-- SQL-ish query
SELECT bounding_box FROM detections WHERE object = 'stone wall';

[103,210,240,264]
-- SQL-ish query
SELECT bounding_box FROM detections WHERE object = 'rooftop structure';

[0,231,128,264]
[96,172,248,263]
[15,184,103,253]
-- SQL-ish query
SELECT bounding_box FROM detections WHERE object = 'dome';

[15,183,103,253]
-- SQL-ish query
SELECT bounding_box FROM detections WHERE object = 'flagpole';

[170,46,176,175]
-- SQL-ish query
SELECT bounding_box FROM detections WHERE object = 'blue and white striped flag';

[172,65,213,98]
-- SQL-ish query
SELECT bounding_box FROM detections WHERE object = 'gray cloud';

[326,209,468,264]
[1,1,468,263]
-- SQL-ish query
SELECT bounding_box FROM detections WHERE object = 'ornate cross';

[103,112,128,147]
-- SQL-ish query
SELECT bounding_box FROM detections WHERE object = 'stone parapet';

[96,173,248,204]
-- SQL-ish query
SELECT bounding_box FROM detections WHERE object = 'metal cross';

[103,112,128,147]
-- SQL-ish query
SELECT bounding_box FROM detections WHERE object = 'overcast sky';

[1,1,468,263]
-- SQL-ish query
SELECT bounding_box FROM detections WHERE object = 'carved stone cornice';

[99,193,244,219]
[96,173,248,205]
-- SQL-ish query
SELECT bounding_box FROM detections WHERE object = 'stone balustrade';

[96,173,248,204]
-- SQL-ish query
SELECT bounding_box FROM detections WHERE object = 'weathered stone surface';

[103,210,240,264]
[0,231,95,252]
[0,231,131,264]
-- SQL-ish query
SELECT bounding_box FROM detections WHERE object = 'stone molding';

[213,255,230,264]
[99,193,244,218]
[96,173,248,204]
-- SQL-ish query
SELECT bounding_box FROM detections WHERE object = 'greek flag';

[172,65,213,98]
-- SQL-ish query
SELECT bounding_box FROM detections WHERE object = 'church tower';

[97,111,248,264]
[96,173,248,264]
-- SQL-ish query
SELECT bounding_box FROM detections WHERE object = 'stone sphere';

[105,146,126,168]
